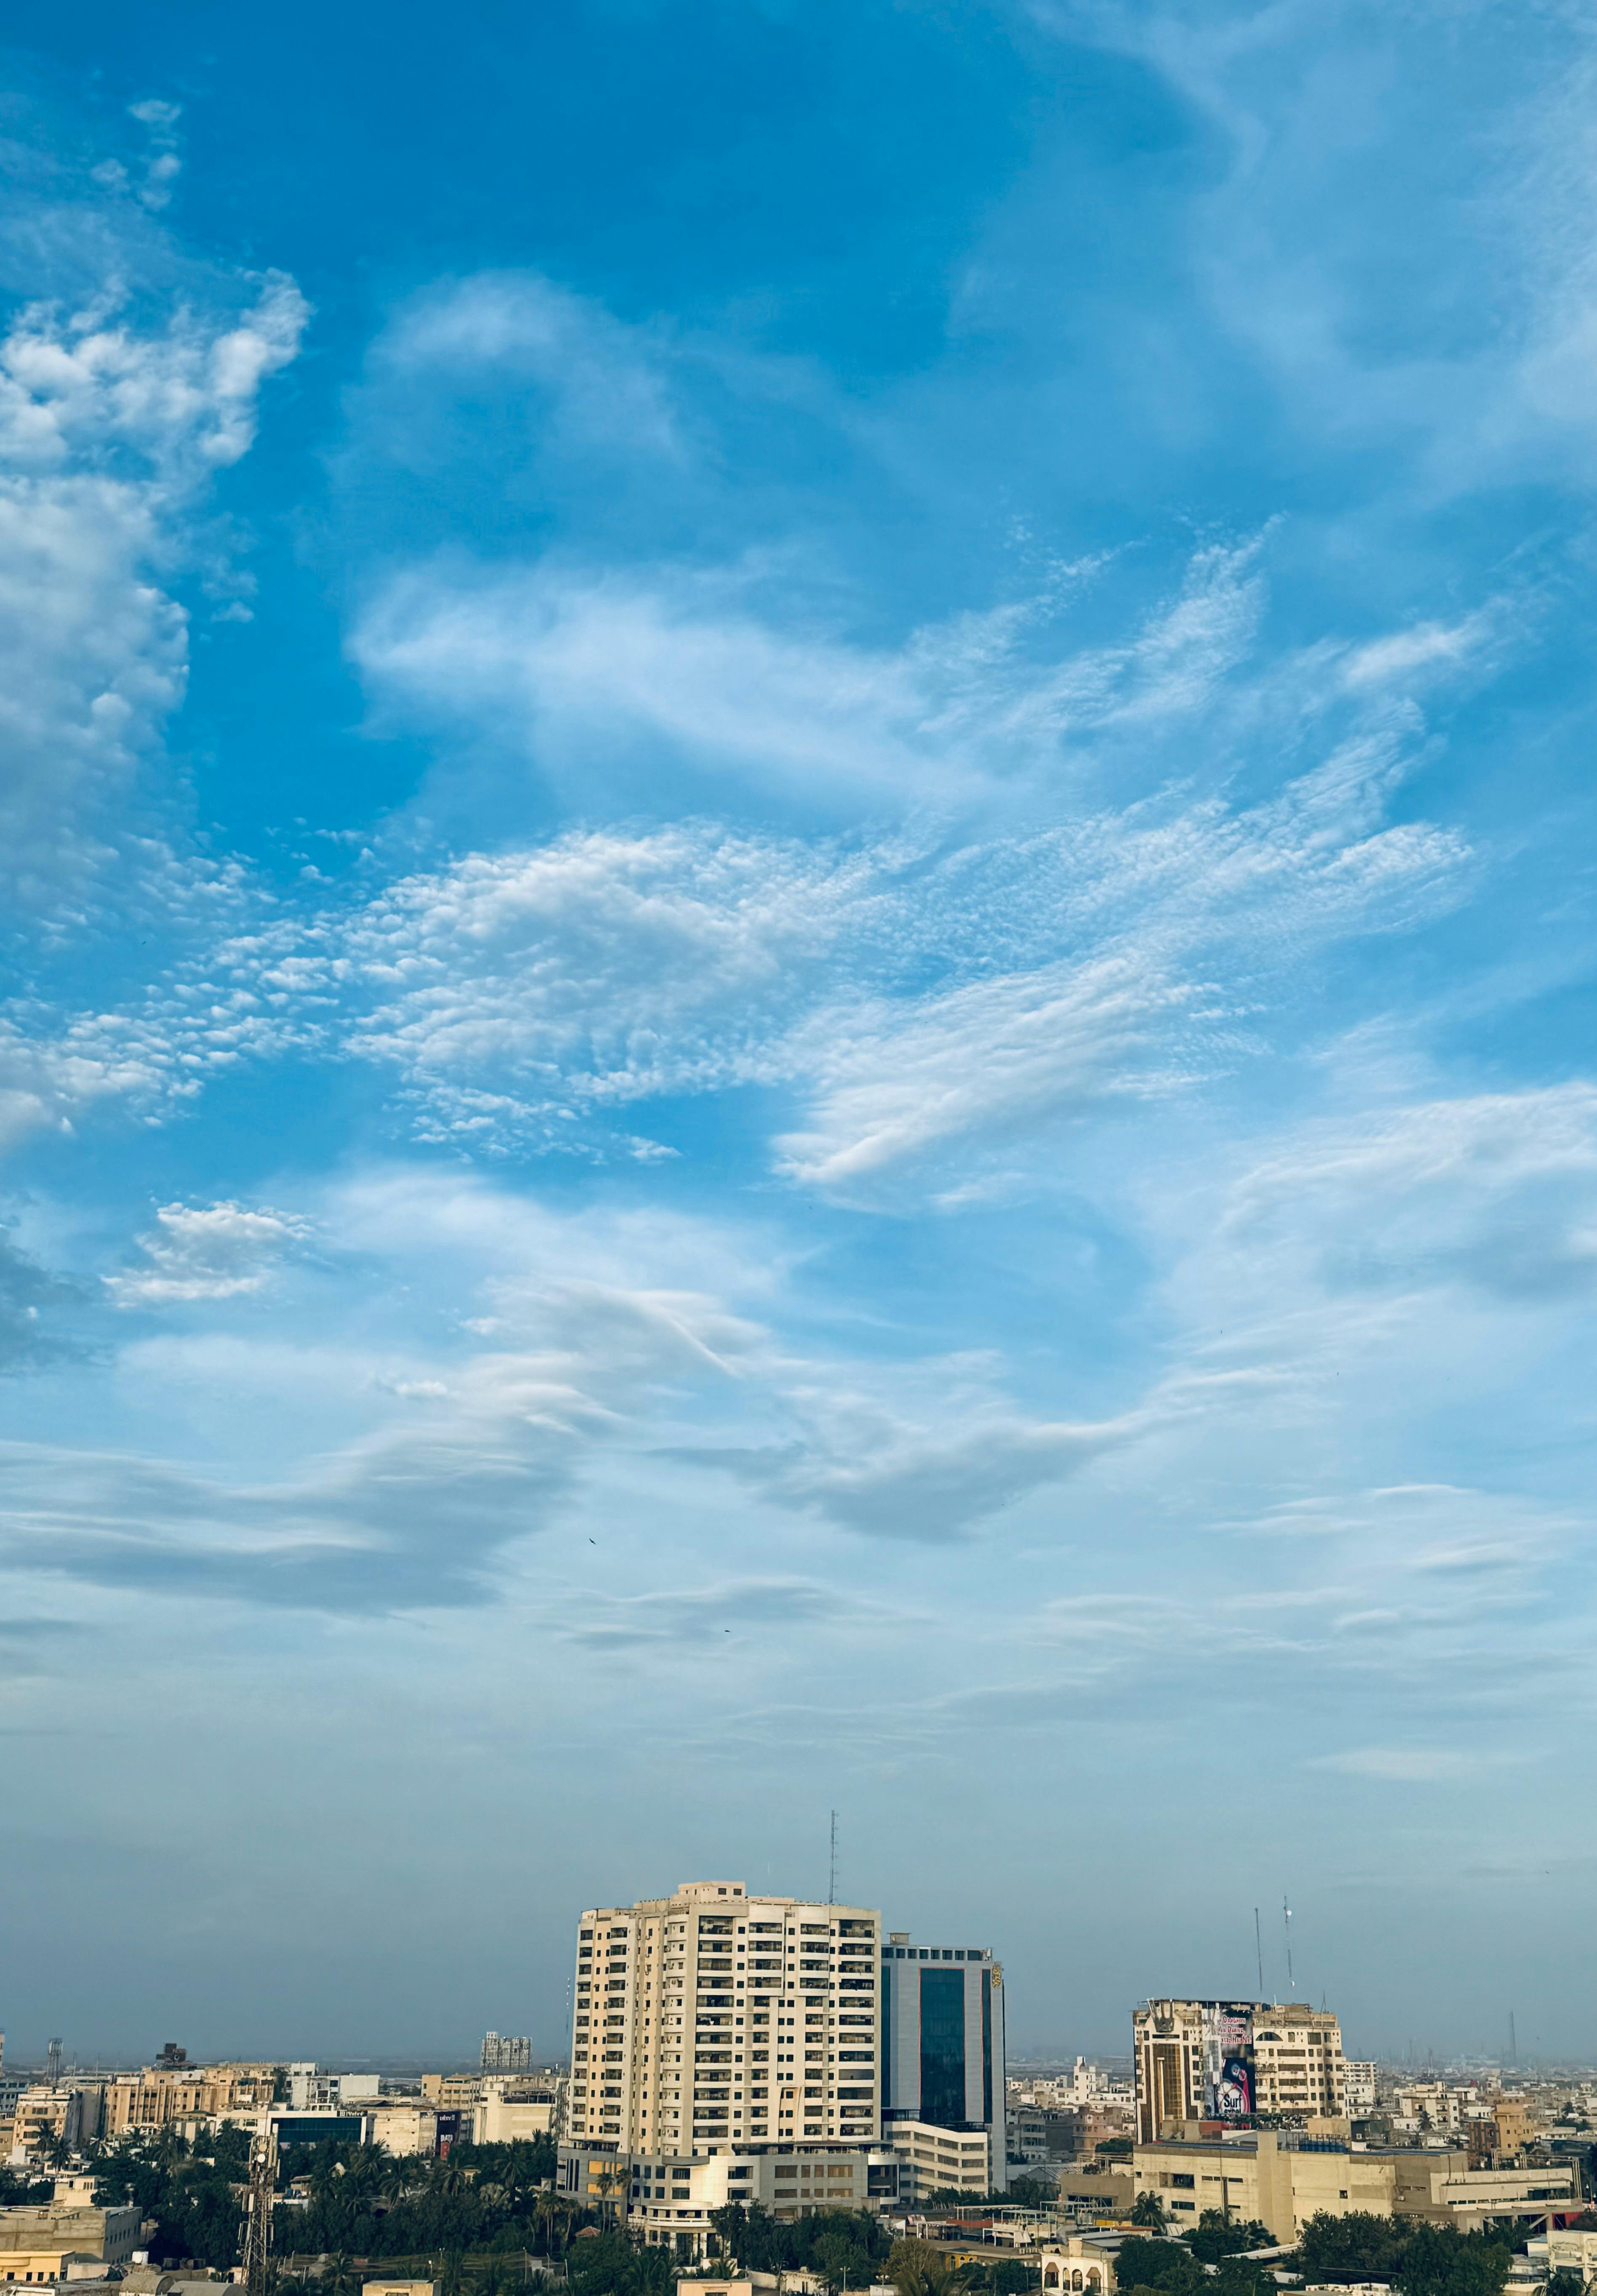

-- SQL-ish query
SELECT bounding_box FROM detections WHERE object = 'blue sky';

[3,0,1596,2070]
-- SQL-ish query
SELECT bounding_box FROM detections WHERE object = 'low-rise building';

[366,2103,438,2157]
[556,2142,898,2259]
[882,2122,993,2200]
[1053,2166,1135,2224]
[1039,2238,1117,2296]
[1132,2136,1579,2244]
[1532,2231,1597,2284]
[0,2203,143,2280]
[473,2088,558,2145]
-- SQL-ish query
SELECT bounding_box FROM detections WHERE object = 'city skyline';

[4,0,1597,2061]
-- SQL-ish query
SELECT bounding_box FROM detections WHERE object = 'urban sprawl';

[5,1882,1595,2296]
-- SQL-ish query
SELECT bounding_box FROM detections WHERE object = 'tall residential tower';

[566,1879,880,2155]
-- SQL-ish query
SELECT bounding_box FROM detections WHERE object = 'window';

[920,1966,966,2125]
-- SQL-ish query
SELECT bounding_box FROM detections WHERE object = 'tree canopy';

[1183,2214,1275,2264]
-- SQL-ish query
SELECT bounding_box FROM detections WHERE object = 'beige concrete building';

[558,2141,886,2259]
[1053,2165,1135,2224]
[7,2090,104,2165]
[1135,2132,1390,2240]
[566,1879,880,2155]
[420,2075,483,2110]
[473,2087,558,2144]
[101,2065,275,2138]
[881,2121,992,2201]
[1133,2135,1579,2244]
[1134,2003,1346,2141]
[0,2202,143,2281]
[366,2101,439,2157]
[1536,2230,1597,2284]
[362,2281,437,2296]
[1039,2239,1116,2296]
[1386,2149,1577,2228]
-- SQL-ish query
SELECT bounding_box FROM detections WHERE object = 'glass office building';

[880,1932,1007,2188]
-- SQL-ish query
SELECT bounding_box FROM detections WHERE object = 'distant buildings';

[481,2033,532,2074]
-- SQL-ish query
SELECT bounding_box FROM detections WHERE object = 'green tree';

[1113,2239,1203,2296]
[1185,2215,1275,2264]
[989,2266,1039,2296]
[1298,2212,1411,2281]
[1394,2225,1512,2296]
[1130,2194,1167,2230]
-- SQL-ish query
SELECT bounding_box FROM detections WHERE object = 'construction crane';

[240,2123,278,2296]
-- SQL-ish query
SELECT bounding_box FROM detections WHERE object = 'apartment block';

[101,2064,276,2137]
[881,1933,1006,2191]
[7,2089,104,2164]
[557,2141,897,2259]
[566,1879,880,2154]
[1134,2001,1346,2140]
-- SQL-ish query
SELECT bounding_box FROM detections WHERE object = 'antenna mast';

[241,2122,277,2296]
[1282,1897,1295,1998]
[828,1810,838,1905]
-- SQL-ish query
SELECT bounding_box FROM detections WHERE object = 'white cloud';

[369,271,682,460]
[0,266,306,909]
[1220,1084,1597,1301]
[1308,1747,1473,1782]
[351,536,1269,812]
[104,1202,312,1307]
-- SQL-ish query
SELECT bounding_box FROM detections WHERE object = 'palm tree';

[593,2164,626,2240]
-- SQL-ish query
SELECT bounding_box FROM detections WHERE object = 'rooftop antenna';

[240,2122,277,2296]
[828,1810,838,1906]
[1254,1908,1264,1998]
[1282,1898,1295,1999]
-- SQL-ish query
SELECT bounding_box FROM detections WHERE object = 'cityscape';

[4,1879,1596,2296]
[5,21,1597,2296]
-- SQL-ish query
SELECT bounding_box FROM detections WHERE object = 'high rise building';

[1133,2000,1347,2141]
[481,2033,532,2073]
[566,1879,880,2154]
[879,1931,1007,2192]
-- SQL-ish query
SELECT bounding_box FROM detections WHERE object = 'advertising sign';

[1203,2002,1256,2120]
